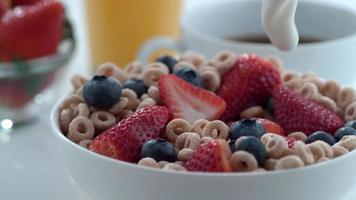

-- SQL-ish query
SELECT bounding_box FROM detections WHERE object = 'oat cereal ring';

[109,97,129,115]
[282,148,296,157]
[211,51,237,75]
[78,139,92,149]
[124,61,143,78]
[240,106,265,119]
[261,133,279,145]
[141,94,150,101]
[179,51,205,68]
[198,65,219,74]
[274,156,304,170]
[298,82,320,101]
[177,148,194,161]
[121,88,140,110]
[307,141,333,160]
[282,71,301,89]
[337,87,356,110]
[254,168,267,172]
[230,151,258,172]
[336,135,356,151]
[191,119,209,136]
[142,67,167,87]
[116,109,134,122]
[163,163,187,171]
[147,86,160,103]
[200,70,221,92]
[288,132,307,141]
[202,120,229,139]
[96,62,127,83]
[200,136,214,144]
[176,132,201,150]
[267,56,284,72]
[265,135,289,159]
[317,157,330,163]
[173,61,197,72]
[344,101,356,121]
[67,117,95,143]
[138,157,160,168]
[136,98,157,111]
[165,119,191,142]
[301,72,323,90]
[318,96,338,113]
[146,62,169,74]
[73,103,90,118]
[321,80,342,101]
[332,145,349,158]
[90,111,116,131]
[263,158,278,170]
[60,108,73,134]
[70,74,87,91]
[75,86,84,101]
[60,95,84,111]
[293,141,315,165]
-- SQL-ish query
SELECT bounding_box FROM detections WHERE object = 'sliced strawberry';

[255,118,284,136]
[0,0,64,61]
[0,0,9,17]
[273,85,343,135]
[89,106,171,163]
[285,137,296,149]
[217,54,281,121]
[12,0,42,6]
[186,139,232,172]
[159,74,226,123]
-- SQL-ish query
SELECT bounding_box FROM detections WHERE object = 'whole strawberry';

[186,140,232,172]
[273,85,343,135]
[0,0,64,61]
[217,54,281,121]
[89,106,171,163]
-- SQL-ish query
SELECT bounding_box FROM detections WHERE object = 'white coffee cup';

[138,0,356,86]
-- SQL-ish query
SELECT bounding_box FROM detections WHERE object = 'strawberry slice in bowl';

[159,74,226,123]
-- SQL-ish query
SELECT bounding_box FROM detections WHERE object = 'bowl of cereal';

[51,52,356,200]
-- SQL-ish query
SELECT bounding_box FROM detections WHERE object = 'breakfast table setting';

[1,0,356,199]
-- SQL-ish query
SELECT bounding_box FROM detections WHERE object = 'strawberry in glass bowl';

[0,0,75,129]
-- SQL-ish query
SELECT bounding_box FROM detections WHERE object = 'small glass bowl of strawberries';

[0,0,75,129]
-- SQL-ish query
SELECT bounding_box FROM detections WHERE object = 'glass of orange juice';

[85,0,182,68]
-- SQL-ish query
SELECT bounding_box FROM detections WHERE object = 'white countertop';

[1,0,356,199]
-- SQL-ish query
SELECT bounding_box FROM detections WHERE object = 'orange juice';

[85,0,182,68]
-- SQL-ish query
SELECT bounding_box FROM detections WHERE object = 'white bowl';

[51,97,356,200]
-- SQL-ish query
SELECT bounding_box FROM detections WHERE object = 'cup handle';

[137,37,181,64]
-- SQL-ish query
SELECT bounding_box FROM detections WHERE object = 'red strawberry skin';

[0,0,64,61]
[89,106,171,163]
[256,118,285,136]
[217,54,281,121]
[285,137,296,149]
[12,0,42,6]
[186,140,232,172]
[0,0,7,17]
[273,85,343,135]
[159,74,226,123]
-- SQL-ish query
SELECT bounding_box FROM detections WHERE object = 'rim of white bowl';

[51,95,356,177]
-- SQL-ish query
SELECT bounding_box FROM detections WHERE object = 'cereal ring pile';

[58,52,356,173]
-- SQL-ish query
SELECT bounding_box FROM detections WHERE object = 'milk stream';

[262,0,299,51]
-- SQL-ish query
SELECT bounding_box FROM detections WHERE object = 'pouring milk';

[262,0,299,51]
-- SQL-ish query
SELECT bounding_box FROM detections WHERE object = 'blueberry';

[305,131,336,146]
[155,55,177,73]
[266,98,274,118]
[334,127,356,142]
[229,140,237,153]
[345,120,356,130]
[141,139,176,162]
[236,136,267,166]
[83,76,122,109]
[174,67,203,87]
[122,79,148,97]
[228,119,266,140]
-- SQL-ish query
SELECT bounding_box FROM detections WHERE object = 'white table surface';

[1,0,356,199]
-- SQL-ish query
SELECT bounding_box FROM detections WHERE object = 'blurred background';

[1,0,356,200]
